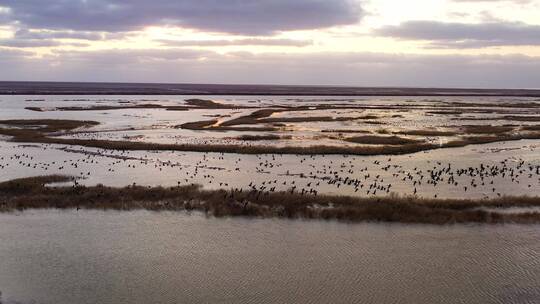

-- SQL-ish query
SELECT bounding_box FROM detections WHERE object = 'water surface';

[0,210,538,304]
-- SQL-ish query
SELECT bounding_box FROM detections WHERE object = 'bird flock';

[1,142,539,200]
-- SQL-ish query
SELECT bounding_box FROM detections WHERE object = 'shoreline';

[1,81,540,97]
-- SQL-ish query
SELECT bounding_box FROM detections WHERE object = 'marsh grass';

[2,119,540,156]
[259,116,365,123]
[454,115,540,122]
[218,108,379,127]
[26,104,190,112]
[218,109,282,126]
[445,132,540,147]
[503,116,540,122]
[178,119,218,130]
[183,98,252,109]
[0,119,99,132]
[523,125,540,131]
[178,119,277,132]
[396,129,459,136]
[443,101,540,109]
[1,176,539,224]
[25,98,252,112]
[321,129,370,134]
[235,134,292,141]
[426,111,463,115]
[345,135,424,145]
[462,125,516,134]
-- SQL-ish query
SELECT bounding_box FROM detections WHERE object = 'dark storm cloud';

[0,0,362,35]
[376,21,540,48]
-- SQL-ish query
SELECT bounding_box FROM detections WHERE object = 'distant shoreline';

[1,81,540,97]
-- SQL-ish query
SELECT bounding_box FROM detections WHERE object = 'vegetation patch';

[321,129,370,134]
[453,115,540,122]
[502,115,540,122]
[396,129,459,137]
[522,125,540,131]
[427,111,463,115]
[0,119,99,134]
[235,134,292,141]
[218,109,283,126]
[177,119,218,130]
[26,104,189,112]
[184,98,244,109]
[345,135,424,145]
[25,98,252,112]
[462,125,515,134]
[443,101,540,109]
[445,132,540,147]
[259,116,366,124]
[2,119,540,157]
[1,175,539,224]
[178,119,277,132]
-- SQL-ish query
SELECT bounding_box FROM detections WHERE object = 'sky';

[0,0,539,88]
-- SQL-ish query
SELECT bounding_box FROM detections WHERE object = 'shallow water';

[2,94,538,147]
[1,95,540,199]
[0,210,538,304]
[2,138,539,199]
[1,96,540,304]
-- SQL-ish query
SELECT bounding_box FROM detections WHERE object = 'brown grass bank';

[345,135,424,145]
[462,125,516,134]
[1,176,539,224]
[235,134,292,141]
[395,129,459,137]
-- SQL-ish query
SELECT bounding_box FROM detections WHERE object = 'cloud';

[0,47,32,58]
[0,0,362,35]
[48,48,216,65]
[2,48,539,88]
[0,38,62,48]
[14,28,106,41]
[375,20,540,48]
[156,38,313,47]
[0,29,96,47]
[452,0,531,3]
